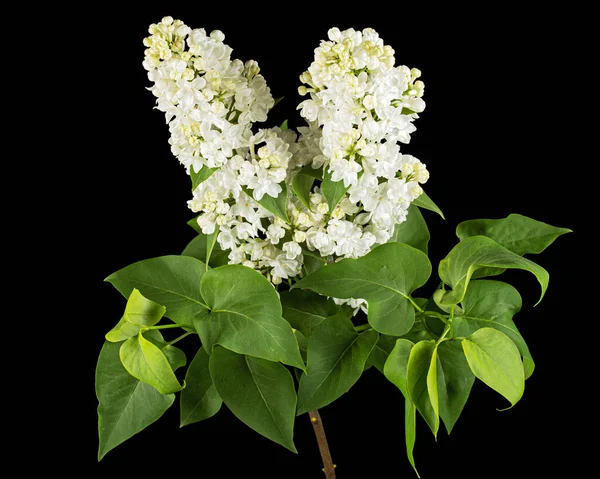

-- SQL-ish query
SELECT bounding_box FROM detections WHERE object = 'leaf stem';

[354,323,371,333]
[308,410,336,478]
[145,323,183,330]
[420,311,449,325]
[409,297,424,313]
[167,331,194,345]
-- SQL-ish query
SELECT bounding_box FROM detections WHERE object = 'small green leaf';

[96,341,174,460]
[280,119,289,130]
[390,204,430,254]
[291,168,316,210]
[412,191,444,219]
[321,167,356,212]
[197,265,304,369]
[426,345,441,434]
[297,315,378,414]
[302,249,327,275]
[105,289,167,342]
[405,400,420,477]
[119,332,184,395]
[366,334,399,372]
[273,96,284,107]
[205,227,219,270]
[406,340,438,436]
[187,216,201,233]
[456,214,571,256]
[105,256,210,328]
[455,280,534,379]
[383,339,414,396]
[182,234,229,268]
[293,243,431,336]
[436,341,475,433]
[280,290,340,338]
[190,165,217,191]
[438,236,549,306]
[243,184,289,222]
[209,346,298,452]
[462,328,525,407]
[180,348,222,427]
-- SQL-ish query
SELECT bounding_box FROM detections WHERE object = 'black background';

[83,6,586,478]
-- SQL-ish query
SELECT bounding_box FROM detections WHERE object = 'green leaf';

[105,289,167,342]
[243,184,289,222]
[412,191,444,219]
[406,340,438,436]
[456,214,571,256]
[119,332,184,395]
[205,227,219,269]
[405,400,420,477]
[384,339,420,476]
[105,256,210,328]
[321,167,355,212]
[390,204,430,254]
[365,334,399,372]
[197,265,304,369]
[273,96,284,107]
[438,236,549,306]
[209,346,298,452]
[280,119,289,130]
[187,216,201,233]
[280,290,340,338]
[96,341,175,460]
[462,328,525,407]
[182,234,229,268]
[293,243,431,336]
[455,280,534,379]
[297,315,378,414]
[190,165,217,191]
[436,341,475,433]
[180,347,222,427]
[383,339,414,396]
[291,168,316,210]
[426,345,441,434]
[302,249,327,275]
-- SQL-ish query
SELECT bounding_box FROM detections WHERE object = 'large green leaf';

[297,315,378,414]
[182,233,229,268]
[438,236,549,306]
[406,340,438,436]
[209,346,298,452]
[190,165,217,191]
[180,347,222,427]
[293,243,431,336]
[96,341,175,460]
[390,204,430,254]
[462,328,525,407]
[280,290,340,338]
[197,265,304,369]
[243,183,289,222]
[456,214,571,256]
[455,280,534,378]
[322,166,354,212]
[291,168,316,209]
[119,332,184,395]
[105,256,209,328]
[412,191,444,219]
[426,345,441,434]
[436,341,475,433]
[106,289,167,342]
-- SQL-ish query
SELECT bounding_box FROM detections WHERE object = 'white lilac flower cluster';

[144,19,430,300]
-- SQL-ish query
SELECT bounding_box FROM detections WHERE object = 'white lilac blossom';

[145,19,431,307]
